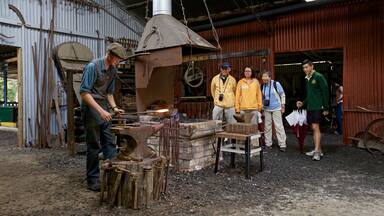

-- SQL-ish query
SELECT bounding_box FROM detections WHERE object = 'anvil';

[110,124,164,161]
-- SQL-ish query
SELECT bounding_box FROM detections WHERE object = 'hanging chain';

[180,0,195,73]
[202,0,222,62]
[145,0,150,21]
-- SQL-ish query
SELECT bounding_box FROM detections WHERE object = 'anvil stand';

[100,123,167,209]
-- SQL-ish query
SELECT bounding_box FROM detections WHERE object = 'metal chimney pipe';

[153,0,172,16]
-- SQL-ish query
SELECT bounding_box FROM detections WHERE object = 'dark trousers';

[84,114,116,184]
[336,103,343,134]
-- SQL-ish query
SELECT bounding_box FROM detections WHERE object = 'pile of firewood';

[100,157,167,209]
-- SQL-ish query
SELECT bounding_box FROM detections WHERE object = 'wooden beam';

[67,71,75,156]
[185,3,268,24]
[17,48,23,147]
[123,1,149,11]
[182,49,269,63]
[5,57,17,63]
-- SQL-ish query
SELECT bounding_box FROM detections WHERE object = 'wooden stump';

[100,157,167,209]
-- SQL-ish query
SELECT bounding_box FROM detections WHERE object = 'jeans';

[336,103,343,134]
[83,110,116,184]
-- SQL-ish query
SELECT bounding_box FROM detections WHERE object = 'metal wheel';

[184,62,204,88]
[363,118,384,155]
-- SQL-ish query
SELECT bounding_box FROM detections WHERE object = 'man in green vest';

[297,59,329,161]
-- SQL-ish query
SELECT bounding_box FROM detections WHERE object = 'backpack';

[261,80,279,98]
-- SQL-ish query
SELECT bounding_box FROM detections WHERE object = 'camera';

[218,94,224,101]
[263,99,270,106]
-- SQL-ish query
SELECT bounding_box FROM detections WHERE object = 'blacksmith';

[79,43,127,191]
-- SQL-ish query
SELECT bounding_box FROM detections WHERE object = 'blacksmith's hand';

[100,110,112,121]
[113,107,125,116]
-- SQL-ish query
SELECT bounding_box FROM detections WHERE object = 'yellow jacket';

[235,78,263,112]
[211,74,237,108]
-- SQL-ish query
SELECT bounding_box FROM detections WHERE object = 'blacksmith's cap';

[107,43,129,59]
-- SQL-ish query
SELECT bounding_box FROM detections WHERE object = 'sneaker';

[280,147,286,152]
[306,150,324,157]
[313,151,321,161]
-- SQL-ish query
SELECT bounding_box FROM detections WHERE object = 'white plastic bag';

[297,110,307,126]
[286,110,307,126]
[285,110,299,126]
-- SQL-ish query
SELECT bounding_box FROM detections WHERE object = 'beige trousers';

[212,106,236,123]
[240,110,261,125]
[264,110,286,148]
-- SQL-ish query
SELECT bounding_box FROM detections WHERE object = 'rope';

[202,0,223,62]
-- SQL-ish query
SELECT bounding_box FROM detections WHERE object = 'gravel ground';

[0,130,383,216]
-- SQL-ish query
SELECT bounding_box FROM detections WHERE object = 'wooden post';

[17,48,23,147]
[100,169,107,203]
[110,169,122,206]
[2,62,8,106]
[143,166,153,207]
[132,173,139,209]
[67,70,75,156]
[127,172,133,208]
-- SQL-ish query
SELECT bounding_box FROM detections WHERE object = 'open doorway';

[274,48,343,133]
[0,44,23,146]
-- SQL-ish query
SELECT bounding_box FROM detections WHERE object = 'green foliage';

[0,78,18,102]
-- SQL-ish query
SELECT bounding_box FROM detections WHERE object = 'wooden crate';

[225,123,259,134]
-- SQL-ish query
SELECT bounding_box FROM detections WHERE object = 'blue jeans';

[336,103,343,134]
[83,109,116,184]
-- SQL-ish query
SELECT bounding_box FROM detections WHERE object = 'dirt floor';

[0,130,383,216]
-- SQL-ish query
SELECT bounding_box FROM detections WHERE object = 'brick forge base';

[148,120,222,172]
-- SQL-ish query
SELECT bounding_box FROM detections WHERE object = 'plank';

[67,71,75,156]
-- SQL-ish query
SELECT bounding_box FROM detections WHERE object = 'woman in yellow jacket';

[235,66,263,124]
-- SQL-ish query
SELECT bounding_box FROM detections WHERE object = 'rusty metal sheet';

[196,0,384,143]
[136,66,178,112]
[136,14,217,53]
[135,47,182,89]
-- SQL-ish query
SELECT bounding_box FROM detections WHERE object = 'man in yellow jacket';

[235,66,263,124]
[211,62,237,123]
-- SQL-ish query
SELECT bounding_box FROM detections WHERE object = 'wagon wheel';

[363,118,384,155]
[184,62,204,88]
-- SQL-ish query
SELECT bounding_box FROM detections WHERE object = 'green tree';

[0,78,18,103]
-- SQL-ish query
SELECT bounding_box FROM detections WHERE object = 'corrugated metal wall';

[198,0,384,142]
[0,0,144,144]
